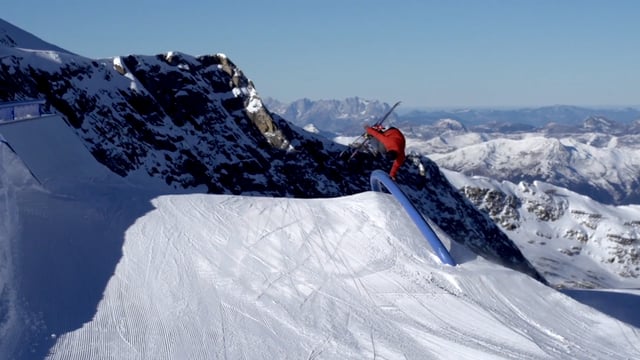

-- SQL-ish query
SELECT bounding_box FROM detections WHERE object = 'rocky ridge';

[447,173,640,288]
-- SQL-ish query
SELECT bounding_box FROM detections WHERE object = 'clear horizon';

[3,0,640,108]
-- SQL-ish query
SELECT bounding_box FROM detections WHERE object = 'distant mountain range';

[264,97,399,135]
[399,105,640,127]
[264,97,640,136]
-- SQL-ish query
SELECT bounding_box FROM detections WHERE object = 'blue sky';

[3,0,639,108]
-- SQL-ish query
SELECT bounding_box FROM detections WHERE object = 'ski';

[369,100,402,129]
[339,101,401,160]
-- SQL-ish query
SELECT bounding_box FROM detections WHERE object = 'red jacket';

[366,127,406,179]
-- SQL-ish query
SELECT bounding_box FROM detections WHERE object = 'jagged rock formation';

[451,177,640,287]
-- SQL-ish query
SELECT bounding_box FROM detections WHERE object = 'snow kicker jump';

[370,169,457,266]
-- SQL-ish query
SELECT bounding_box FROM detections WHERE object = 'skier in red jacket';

[365,125,406,181]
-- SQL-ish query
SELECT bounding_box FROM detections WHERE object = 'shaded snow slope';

[0,114,179,195]
[0,18,74,55]
[0,115,123,193]
[44,193,640,359]
[0,139,35,357]
[0,117,186,358]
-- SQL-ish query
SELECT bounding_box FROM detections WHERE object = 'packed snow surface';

[41,192,639,359]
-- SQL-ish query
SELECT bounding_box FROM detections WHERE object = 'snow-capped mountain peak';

[583,115,620,133]
[434,118,467,132]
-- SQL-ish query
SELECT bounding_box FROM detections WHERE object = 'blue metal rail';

[370,170,456,266]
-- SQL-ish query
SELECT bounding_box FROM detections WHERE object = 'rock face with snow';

[444,171,640,288]
[427,136,640,205]
[0,19,543,284]
[582,115,623,134]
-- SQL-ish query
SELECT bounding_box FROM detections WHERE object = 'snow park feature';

[370,169,456,266]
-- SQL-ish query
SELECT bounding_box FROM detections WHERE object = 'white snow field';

[0,113,639,359]
[45,193,639,359]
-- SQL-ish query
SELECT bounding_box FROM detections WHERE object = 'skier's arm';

[366,127,383,140]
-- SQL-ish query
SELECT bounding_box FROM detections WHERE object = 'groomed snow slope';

[46,192,640,359]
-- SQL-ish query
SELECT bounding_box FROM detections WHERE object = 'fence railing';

[0,100,50,123]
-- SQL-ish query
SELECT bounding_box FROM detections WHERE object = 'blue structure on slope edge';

[0,100,50,123]
[370,170,456,266]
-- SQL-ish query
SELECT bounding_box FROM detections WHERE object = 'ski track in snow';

[41,192,640,359]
